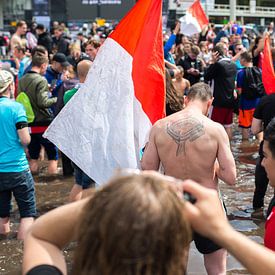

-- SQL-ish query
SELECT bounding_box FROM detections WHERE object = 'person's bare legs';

[0,217,10,235]
[69,184,83,202]
[204,249,227,275]
[48,160,58,175]
[29,159,39,174]
[224,126,232,140]
[242,128,250,140]
[17,217,34,240]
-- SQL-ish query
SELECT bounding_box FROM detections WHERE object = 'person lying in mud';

[23,171,191,275]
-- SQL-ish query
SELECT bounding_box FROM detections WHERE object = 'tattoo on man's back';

[166,116,205,156]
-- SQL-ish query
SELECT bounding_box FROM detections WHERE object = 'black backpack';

[242,67,265,100]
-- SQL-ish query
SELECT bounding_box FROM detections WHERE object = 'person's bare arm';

[183,180,275,275]
[23,198,89,275]
[251,118,263,135]
[216,124,236,185]
[141,125,160,171]
[17,127,31,146]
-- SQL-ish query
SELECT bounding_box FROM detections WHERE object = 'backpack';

[242,67,265,100]
[16,92,35,123]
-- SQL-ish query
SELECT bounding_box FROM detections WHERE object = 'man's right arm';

[216,124,236,185]
[36,79,57,108]
[141,125,160,171]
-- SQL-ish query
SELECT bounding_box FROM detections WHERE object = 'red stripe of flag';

[262,36,275,95]
[188,0,208,29]
[110,0,165,124]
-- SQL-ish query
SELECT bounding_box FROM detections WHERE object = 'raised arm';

[183,180,275,275]
[141,125,160,171]
[23,198,89,275]
[216,124,236,185]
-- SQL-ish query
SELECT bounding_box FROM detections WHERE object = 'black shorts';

[193,232,221,254]
[194,200,227,254]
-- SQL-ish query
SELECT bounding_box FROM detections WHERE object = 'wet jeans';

[0,169,36,218]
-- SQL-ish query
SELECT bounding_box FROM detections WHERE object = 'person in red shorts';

[204,43,237,139]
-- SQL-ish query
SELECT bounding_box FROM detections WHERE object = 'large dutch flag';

[44,0,165,184]
[180,0,208,37]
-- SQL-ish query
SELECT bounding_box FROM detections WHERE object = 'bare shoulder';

[205,118,227,137]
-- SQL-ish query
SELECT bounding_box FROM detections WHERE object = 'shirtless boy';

[141,82,236,275]
[172,66,190,97]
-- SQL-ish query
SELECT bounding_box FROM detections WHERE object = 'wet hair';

[85,39,101,49]
[32,53,48,67]
[240,51,252,63]
[31,45,47,57]
[264,118,275,158]
[165,69,183,112]
[73,173,191,275]
[187,82,212,102]
[213,43,225,57]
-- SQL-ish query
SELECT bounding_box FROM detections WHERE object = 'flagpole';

[230,0,236,22]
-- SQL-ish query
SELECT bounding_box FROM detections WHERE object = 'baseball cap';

[0,70,13,93]
[52,53,70,67]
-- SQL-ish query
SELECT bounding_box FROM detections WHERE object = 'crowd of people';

[1,17,275,275]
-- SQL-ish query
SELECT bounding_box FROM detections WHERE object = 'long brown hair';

[165,69,183,113]
[73,173,191,275]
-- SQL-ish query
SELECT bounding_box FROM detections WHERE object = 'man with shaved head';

[141,82,236,275]
[64,59,95,201]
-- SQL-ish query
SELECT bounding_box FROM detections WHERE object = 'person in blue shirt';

[164,22,180,65]
[0,70,36,240]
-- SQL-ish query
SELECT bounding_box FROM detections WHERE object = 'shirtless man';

[141,82,236,275]
[172,66,190,97]
[10,21,27,55]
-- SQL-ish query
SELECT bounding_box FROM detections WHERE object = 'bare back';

[141,107,236,189]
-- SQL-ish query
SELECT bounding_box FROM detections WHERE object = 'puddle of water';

[1,125,274,274]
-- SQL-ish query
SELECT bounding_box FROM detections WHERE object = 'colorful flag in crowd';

[44,0,165,184]
[262,36,275,95]
[179,0,209,37]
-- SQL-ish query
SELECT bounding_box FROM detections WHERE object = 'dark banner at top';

[32,0,50,16]
[82,0,122,4]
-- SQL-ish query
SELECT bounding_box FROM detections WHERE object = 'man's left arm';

[141,126,160,171]
[216,124,236,185]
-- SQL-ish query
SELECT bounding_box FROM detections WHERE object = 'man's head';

[73,172,191,275]
[240,51,252,66]
[185,83,213,115]
[31,53,49,75]
[13,45,26,59]
[36,24,45,35]
[183,42,192,54]
[85,39,101,61]
[235,42,244,53]
[262,118,275,186]
[53,26,63,39]
[16,21,27,35]
[0,70,14,97]
[188,45,200,60]
[31,45,48,58]
[52,53,70,73]
[213,43,226,58]
[77,60,93,83]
